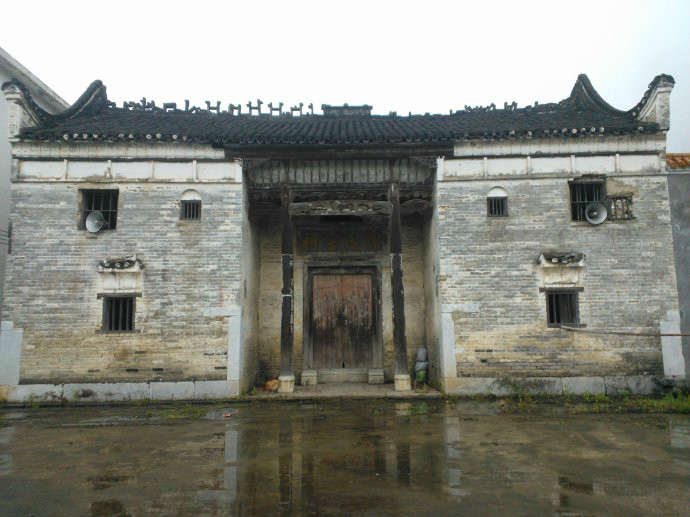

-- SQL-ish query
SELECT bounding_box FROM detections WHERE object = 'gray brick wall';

[3,182,244,384]
[437,174,679,378]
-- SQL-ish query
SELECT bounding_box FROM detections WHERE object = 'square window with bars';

[80,189,118,230]
[546,291,579,327]
[569,181,604,221]
[180,200,202,220]
[487,197,508,217]
[608,195,634,220]
[102,296,135,332]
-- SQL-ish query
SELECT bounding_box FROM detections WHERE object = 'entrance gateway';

[247,158,436,392]
[306,266,382,383]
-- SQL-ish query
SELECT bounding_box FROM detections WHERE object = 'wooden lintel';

[289,200,391,217]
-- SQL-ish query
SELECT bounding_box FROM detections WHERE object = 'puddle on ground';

[0,401,688,517]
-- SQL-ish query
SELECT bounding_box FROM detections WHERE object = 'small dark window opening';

[6,222,11,255]
[80,189,118,230]
[546,291,579,327]
[569,180,604,221]
[608,195,634,220]
[102,296,135,332]
[180,200,202,220]
[487,197,508,217]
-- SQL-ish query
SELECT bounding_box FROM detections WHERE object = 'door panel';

[312,274,373,369]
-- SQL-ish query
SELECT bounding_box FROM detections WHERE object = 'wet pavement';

[0,400,688,517]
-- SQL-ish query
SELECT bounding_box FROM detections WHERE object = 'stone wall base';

[443,376,661,396]
[0,380,240,405]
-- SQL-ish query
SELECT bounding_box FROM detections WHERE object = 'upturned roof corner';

[2,79,45,139]
[630,74,675,131]
[1,78,107,138]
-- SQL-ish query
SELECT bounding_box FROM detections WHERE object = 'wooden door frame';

[303,263,383,371]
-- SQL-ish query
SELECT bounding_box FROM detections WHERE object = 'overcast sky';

[3,0,688,150]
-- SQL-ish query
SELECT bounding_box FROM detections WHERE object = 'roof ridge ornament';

[321,104,373,117]
[247,99,263,115]
[290,103,304,116]
[464,103,496,113]
[268,102,283,115]
[119,97,315,116]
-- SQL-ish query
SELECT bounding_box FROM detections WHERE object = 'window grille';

[80,189,118,230]
[487,197,508,217]
[546,291,579,327]
[608,195,634,220]
[102,296,135,332]
[569,181,604,221]
[180,200,202,220]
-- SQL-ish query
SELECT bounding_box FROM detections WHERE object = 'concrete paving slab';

[605,376,629,396]
[63,383,150,402]
[562,377,606,395]
[8,384,64,403]
[194,380,239,400]
[150,382,195,401]
[446,377,504,396]
[626,376,659,395]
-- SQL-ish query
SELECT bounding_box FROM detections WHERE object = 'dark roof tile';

[5,74,671,147]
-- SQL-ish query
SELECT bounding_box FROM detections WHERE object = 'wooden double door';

[308,267,378,371]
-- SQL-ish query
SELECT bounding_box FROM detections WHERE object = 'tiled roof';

[667,153,690,169]
[4,74,673,147]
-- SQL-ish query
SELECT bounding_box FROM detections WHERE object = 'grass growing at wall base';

[489,392,690,414]
[146,403,210,420]
[619,392,690,413]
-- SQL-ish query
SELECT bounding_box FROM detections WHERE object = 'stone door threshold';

[252,382,442,400]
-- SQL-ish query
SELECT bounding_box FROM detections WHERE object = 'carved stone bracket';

[96,254,144,292]
[536,252,586,288]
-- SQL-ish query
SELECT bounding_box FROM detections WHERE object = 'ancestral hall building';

[0,73,683,402]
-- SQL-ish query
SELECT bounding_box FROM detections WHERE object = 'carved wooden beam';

[289,200,391,217]
[400,199,431,214]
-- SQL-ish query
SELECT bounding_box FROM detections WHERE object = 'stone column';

[389,181,410,391]
[278,185,295,393]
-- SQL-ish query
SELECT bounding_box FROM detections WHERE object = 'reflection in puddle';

[669,416,690,449]
[0,402,688,517]
[558,476,594,494]
[0,453,11,476]
[90,499,130,517]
